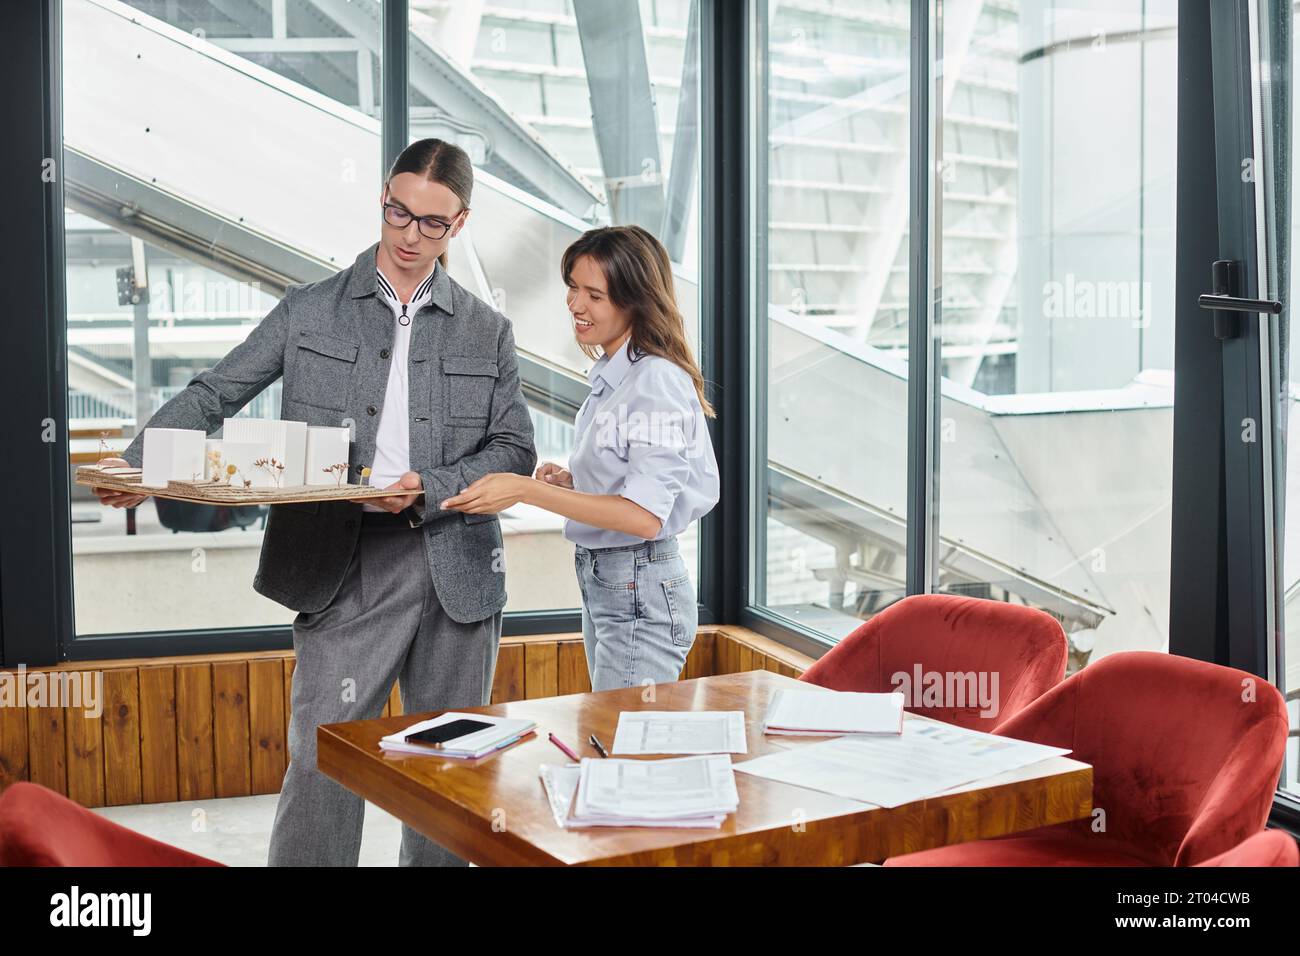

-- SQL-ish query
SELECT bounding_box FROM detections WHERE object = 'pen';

[588,733,609,758]
[548,732,580,762]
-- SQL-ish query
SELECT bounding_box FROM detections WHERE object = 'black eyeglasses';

[381,201,464,241]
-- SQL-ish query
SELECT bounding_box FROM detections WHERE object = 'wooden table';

[318,670,1093,866]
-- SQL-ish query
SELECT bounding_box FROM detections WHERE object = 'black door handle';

[1198,260,1282,340]
[1196,294,1282,314]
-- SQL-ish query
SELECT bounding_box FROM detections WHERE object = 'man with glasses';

[92,139,537,866]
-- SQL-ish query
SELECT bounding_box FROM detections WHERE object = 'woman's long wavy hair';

[561,225,715,418]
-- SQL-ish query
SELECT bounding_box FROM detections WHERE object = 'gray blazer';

[121,244,537,623]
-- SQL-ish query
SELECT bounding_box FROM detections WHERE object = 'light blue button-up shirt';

[563,338,719,548]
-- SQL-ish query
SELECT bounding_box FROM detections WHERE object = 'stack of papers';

[379,712,537,759]
[540,755,739,828]
[762,689,904,736]
[612,711,748,754]
[735,720,1072,808]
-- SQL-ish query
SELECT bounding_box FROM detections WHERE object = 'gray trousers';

[267,521,501,866]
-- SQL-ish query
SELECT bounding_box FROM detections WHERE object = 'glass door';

[1202,0,1294,797]
[934,0,1179,674]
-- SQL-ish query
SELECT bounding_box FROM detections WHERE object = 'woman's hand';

[534,461,573,490]
[90,456,151,509]
[440,473,532,514]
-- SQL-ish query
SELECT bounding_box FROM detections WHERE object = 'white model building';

[304,426,352,486]
[140,428,206,487]
[222,418,308,485]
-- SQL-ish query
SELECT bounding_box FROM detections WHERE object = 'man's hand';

[90,456,151,509]
[349,470,423,514]
[440,473,531,515]
[534,461,573,489]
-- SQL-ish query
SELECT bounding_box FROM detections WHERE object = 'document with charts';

[611,711,748,754]
[734,719,1073,809]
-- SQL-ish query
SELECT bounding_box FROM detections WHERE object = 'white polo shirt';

[361,262,439,512]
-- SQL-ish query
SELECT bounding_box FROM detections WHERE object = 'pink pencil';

[547,732,581,762]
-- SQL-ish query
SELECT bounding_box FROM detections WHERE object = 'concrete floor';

[92,794,405,866]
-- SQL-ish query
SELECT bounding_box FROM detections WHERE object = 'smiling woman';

[439,226,718,692]
[401,0,707,623]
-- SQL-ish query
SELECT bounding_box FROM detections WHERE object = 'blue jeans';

[575,536,698,692]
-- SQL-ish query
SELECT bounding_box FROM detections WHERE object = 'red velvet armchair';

[0,782,223,867]
[800,594,1067,732]
[885,651,1289,866]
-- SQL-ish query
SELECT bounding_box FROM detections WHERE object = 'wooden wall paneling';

[176,663,215,801]
[248,659,287,796]
[0,696,29,791]
[64,689,104,809]
[713,634,736,675]
[524,642,559,699]
[682,632,714,680]
[102,668,142,807]
[557,641,591,696]
[138,665,178,804]
[491,643,524,704]
[733,641,756,674]
[715,626,814,675]
[5,627,814,811]
[26,699,66,796]
[211,661,251,798]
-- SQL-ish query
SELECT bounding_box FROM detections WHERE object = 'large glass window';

[752,0,912,638]
[64,0,702,636]
[409,0,702,612]
[749,0,1179,665]
[935,1,1178,672]
[64,0,381,635]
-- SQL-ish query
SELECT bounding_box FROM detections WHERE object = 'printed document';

[734,719,1072,809]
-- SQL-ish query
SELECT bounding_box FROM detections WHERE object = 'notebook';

[379,712,537,759]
